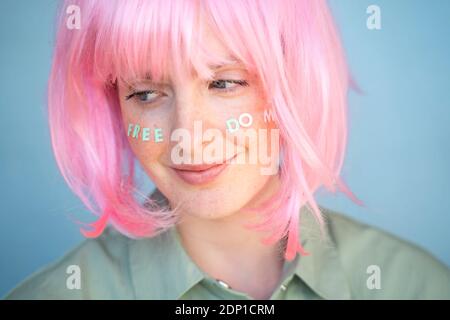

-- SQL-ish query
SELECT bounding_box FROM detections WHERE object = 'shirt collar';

[129,189,205,299]
[129,189,351,299]
[292,205,352,299]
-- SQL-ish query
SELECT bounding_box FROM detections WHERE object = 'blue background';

[1,0,449,297]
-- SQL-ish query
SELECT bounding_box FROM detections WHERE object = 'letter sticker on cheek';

[132,124,141,138]
[142,128,150,141]
[126,123,164,143]
[226,118,240,133]
[238,113,253,128]
[226,113,254,133]
[154,128,163,143]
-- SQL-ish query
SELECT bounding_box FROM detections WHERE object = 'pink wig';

[49,0,360,261]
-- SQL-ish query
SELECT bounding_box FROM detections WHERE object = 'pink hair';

[49,0,361,261]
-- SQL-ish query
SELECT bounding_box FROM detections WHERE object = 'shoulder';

[321,207,450,299]
[4,227,134,300]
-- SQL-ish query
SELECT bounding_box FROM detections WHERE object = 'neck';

[174,174,285,299]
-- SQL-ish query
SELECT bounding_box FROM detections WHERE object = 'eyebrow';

[208,58,244,70]
[122,59,245,87]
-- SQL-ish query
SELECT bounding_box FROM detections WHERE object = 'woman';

[5,0,449,299]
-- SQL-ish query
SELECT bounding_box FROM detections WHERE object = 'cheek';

[209,91,271,132]
[121,110,170,165]
[249,92,274,130]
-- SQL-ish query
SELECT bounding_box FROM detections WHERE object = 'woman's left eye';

[208,79,248,92]
[125,90,162,104]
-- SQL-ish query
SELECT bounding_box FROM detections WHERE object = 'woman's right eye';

[125,90,163,104]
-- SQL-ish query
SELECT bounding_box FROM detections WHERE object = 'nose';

[168,88,219,164]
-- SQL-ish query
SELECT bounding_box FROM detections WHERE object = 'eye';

[125,90,164,104]
[208,79,248,92]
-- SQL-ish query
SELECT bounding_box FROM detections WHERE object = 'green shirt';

[4,194,450,300]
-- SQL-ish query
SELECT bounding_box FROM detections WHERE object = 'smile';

[170,154,237,185]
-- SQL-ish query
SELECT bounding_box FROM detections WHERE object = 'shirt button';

[216,279,231,289]
[280,284,287,291]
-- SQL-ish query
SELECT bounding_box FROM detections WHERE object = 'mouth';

[170,154,238,185]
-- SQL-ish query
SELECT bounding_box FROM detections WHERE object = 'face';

[117,22,279,220]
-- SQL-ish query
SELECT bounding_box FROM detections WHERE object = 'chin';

[175,184,269,222]
[152,163,274,220]
[166,187,246,220]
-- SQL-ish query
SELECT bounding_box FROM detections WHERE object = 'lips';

[170,155,237,185]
